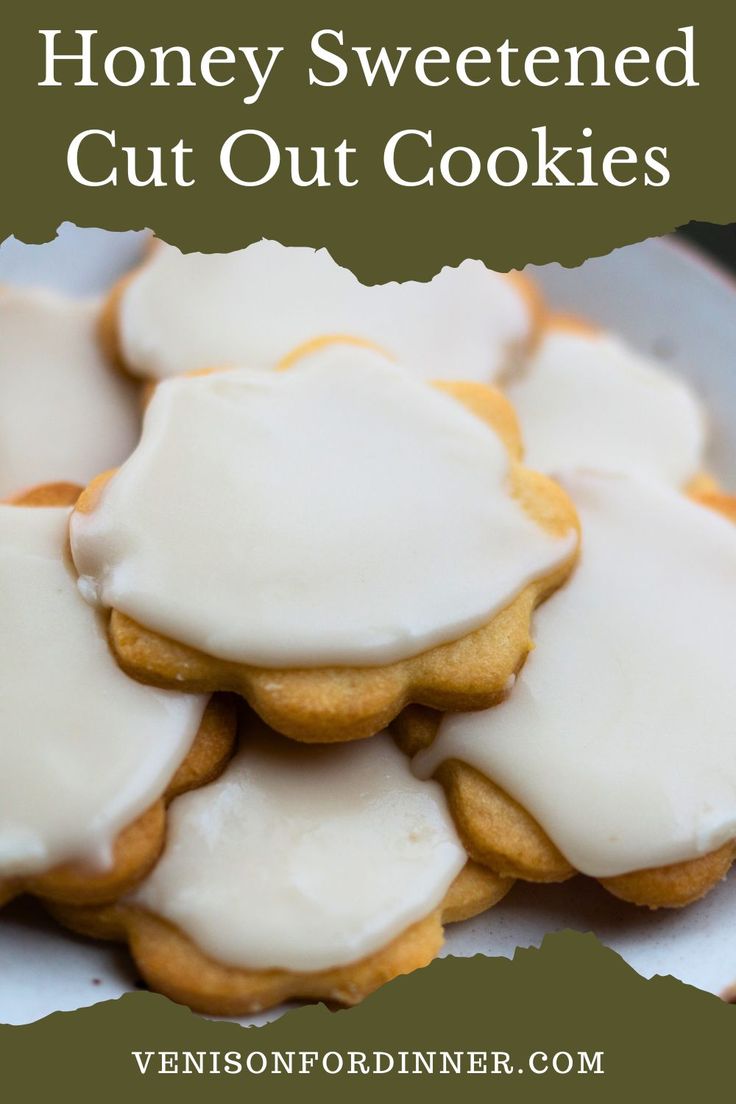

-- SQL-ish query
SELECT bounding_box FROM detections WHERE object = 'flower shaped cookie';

[505,316,707,489]
[102,239,543,384]
[400,473,736,909]
[53,722,510,1014]
[0,484,236,909]
[0,286,140,499]
[69,342,580,742]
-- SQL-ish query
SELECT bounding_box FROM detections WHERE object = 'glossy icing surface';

[71,346,575,667]
[132,731,466,971]
[118,240,531,383]
[506,329,705,486]
[0,506,206,878]
[0,287,140,498]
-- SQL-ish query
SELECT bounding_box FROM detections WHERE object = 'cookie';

[52,726,511,1014]
[504,316,707,488]
[69,341,580,742]
[401,473,736,908]
[101,239,543,385]
[0,286,141,499]
[693,490,736,522]
[0,484,236,909]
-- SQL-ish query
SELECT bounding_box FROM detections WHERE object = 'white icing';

[70,346,575,668]
[0,505,206,879]
[414,472,736,877]
[131,731,466,972]
[0,287,140,498]
[505,329,706,486]
[118,240,531,383]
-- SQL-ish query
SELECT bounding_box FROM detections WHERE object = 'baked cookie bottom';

[51,860,512,1016]
[75,383,579,744]
[394,705,736,910]
[6,481,85,508]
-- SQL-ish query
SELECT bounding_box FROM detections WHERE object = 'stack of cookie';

[1,239,735,1017]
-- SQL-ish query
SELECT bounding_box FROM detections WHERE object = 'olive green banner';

[1,1,735,279]
[2,932,734,1100]
[2,6,736,1098]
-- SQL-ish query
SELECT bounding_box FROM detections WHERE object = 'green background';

[1,3,735,1096]
[3,933,735,1100]
[2,1,735,279]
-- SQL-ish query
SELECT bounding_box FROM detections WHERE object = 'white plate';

[1,227,735,1026]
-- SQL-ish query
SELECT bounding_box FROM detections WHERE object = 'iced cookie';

[0,485,236,909]
[504,318,706,488]
[69,341,579,742]
[53,726,511,1014]
[402,473,736,908]
[102,239,542,385]
[0,287,140,499]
